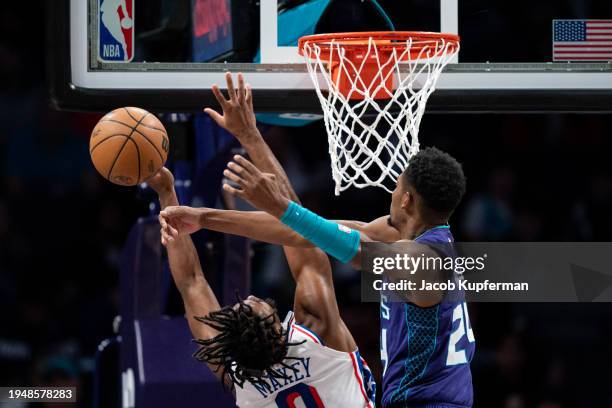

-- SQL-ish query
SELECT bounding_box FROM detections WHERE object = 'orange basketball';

[90,107,169,186]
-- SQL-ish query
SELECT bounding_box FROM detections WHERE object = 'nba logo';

[99,0,134,62]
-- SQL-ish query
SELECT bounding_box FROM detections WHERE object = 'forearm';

[166,235,207,290]
[280,201,369,266]
[239,129,300,203]
[159,190,211,289]
[201,208,312,247]
[158,188,179,210]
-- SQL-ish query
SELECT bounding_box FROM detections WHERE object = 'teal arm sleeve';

[280,201,360,263]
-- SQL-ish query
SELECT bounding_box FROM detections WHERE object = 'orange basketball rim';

[298,31,460,100]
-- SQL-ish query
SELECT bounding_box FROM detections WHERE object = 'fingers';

[223,168,245,186]
[159,214,168,230]
[161,227,174,245]
[211,85,229,109]
[245,84,253,109]
[158,212,179,243]
[233,155,259,175]
[161,227,170,245]
[160,222,172,245]
[222,183,246,198]
[226,72,237,101]
[160,208,174,218]
[158,213,168,229]
[227,160,253,181]
[203,107,224,125]
[160,206,184,218]
[237,73,246,105]
[264,172,277,181]
[158,213,178,237]
[167,222,179,237]
[226,162,255,191]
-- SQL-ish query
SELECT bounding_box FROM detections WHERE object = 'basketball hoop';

[298,31,459,194]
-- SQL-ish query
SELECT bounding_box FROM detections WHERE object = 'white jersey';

[235,313,375,408]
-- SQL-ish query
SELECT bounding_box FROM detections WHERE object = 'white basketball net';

[301,36,459,194]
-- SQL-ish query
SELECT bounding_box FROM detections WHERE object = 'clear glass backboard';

[48,0,612,112]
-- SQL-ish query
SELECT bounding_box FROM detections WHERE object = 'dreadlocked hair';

[193,296,305,391]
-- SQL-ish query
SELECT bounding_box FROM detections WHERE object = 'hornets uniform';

[380,226,476,408]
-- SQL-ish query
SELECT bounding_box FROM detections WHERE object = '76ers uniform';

[236,313,376,408]
[380,226,476,408]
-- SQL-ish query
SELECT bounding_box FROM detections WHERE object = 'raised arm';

[202,73,357,350]
[163,71,312,248]
[282,246,357,351]
[204,72,298,203]
[148,169,224,380]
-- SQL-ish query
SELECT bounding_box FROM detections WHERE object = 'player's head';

[193,295,299,390]
[390,147,466,227]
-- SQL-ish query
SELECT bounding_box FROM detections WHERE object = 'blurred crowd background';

[2,1,612,407]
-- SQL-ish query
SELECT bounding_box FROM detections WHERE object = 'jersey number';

[275,383,325,408]
[446,302,475,366]
[380,295,390,376]
[381,328,389,376]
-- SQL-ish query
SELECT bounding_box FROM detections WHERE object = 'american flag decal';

[553,20,612,61]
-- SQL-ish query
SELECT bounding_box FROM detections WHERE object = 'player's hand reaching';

[223,155,290,218]
[159,206,204,244]
[204,72,258,142]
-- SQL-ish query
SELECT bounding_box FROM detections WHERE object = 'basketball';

[90,107,169,186]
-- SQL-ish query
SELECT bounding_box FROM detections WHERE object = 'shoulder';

[362,216,401,243]
[289,321,326,346]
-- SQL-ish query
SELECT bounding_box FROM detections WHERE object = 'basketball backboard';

[48,0,612,112]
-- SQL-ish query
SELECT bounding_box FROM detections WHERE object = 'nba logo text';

[98,0,134,62]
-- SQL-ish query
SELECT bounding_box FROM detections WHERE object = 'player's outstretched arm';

[160,206,313,248]
[160,205,396,248]
[148,169,225,380]
[205,73,358,349]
